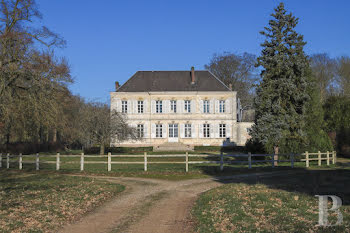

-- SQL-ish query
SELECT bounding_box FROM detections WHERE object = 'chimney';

[229,83,232,90]
[191,66,195,84]
[115,81,120,91]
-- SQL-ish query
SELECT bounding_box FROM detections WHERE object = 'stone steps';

[153,142,194,152]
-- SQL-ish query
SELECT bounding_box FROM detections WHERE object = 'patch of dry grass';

[192,170,350,232]
[0,171,124,233]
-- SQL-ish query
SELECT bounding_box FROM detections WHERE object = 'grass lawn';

[192,168,350,233]
[3,153,344,180]
[0,170,125,233]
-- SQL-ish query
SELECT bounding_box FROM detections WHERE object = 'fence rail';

[0,150,336,172]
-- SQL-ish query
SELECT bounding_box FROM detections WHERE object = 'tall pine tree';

[250,3,311,154]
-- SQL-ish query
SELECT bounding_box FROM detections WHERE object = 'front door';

[168,124,178,142]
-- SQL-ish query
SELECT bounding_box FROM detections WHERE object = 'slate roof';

[116,70,231,92]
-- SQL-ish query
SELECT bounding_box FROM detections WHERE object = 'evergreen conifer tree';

[250,3,310,154]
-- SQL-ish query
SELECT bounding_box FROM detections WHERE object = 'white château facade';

[110,68,253,148]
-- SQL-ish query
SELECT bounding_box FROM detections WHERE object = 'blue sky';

[36,0,350,102]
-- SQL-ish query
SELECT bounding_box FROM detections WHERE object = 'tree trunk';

[52,128,57,143]
[99,143,105,155]
[274,146,279,166]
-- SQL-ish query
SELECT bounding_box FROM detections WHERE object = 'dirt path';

[59,171,300,233]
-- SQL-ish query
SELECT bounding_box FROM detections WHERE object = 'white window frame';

[137,124,144,138]
[168,124,178,138]
[184,124,192,138]
[170,100,177,113]
[156,100,163,113]
[203,124,210,138]
[184,100,191,113]
[122,100,128,113]
[219,100,225,113]
[156,124,162,138]
[219,124,226,138]
[203,100,209,113]
[138,100,144,113]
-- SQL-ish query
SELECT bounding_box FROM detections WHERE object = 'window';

[203,100,209,113]
[219,124,226,138]
[137,124,144,138]
[203,124,210,138]
[156,124,162,138]
[122,100,128,113]
[219,100,225,113]
[184,100,191,113]
[168,124,178,138]
[170,100,177,113]
[184,124,192,138]
[156,100,163,113]
[138,101,144,113]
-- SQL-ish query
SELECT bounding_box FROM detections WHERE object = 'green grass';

[192,168,350,233]
[3,154,343,180]
[0,170,125,233]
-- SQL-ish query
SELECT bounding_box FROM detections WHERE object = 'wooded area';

[0,0,137,154]
[0,1,348,156]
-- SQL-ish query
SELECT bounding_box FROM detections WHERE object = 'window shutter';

[134,100,138,114]
[210,124,214,138]
[226,99,230,113]
[151,124,156,138]
[180,124,184,138]
[199,100,203,113]
[199,124,203,138]
[210,99,214,113]
[144,100,148,113]
[216,100,220,113]
[191,100,196,113]
[226,123,231,138]
[164,100,169,113]
[151,100,155,114]
[178,100,183,113]
[162,124,167,138]
[143,124,147,138]
[191,124,196,138]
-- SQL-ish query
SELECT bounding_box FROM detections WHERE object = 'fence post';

[0,153,2,168]
[185,152,189,172]
[326,151,330,166]
[271,154,275,168]
[248,152,252,169]
[333,151,337,164]
[36,153,39,171]
[7,153,9,169]
[19,153,22,170]
[291,153,294,168]
[108,152,111,172]
[318,151,321,166]
[144,152,147,172]
[220,151,224,171]
[56,153,60,171]
[306,151,309,168]
[80,153,84,171]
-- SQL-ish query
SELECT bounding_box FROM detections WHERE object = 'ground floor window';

[184,124,191,138]
[168,124,178,138]
[137,124,144,138]
[156,124,162,138]
[219,124,226,138]
[203,124,210,138]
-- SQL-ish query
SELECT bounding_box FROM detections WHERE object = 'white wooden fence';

[0,151,336,172]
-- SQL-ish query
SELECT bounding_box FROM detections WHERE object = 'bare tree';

[205,52,258,107]
[337,56,350,97]
[81,102,138,155]
[310,53,337,101]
